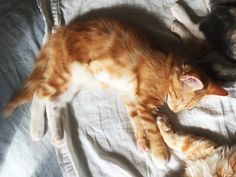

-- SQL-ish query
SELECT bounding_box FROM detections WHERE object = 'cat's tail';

[2,50,47,117]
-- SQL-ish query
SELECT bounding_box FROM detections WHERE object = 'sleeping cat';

[157,114,236,176]
[170,0,236,82]
[2,18,228,167]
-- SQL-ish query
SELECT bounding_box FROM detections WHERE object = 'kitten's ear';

[180,75,203,91]
[207,84,228,96]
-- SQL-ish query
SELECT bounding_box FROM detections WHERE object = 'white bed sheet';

[37,0,236,176]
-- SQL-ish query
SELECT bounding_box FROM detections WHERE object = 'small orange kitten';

[157,114,236,176]
[2,18,228,166]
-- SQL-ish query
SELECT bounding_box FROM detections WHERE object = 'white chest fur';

[94,71,136,94]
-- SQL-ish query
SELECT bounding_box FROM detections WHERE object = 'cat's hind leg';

[30,62,93,142]
[30,94,65,143]
[171,20,194,41]
[30,94,46,141]
[46,102,64,146]
[157,114,218,161]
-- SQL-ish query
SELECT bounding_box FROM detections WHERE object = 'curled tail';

[3,50,47,117]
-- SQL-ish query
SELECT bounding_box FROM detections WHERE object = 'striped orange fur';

[2,18,228,166]
[157,114,236,176]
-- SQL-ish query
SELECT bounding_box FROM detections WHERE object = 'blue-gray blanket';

[0,0,62,176]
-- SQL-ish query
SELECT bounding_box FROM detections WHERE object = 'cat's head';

[167,64,228,113]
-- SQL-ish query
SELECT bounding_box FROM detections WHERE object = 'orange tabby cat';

[2,18,228,167]
[157,114,236,176]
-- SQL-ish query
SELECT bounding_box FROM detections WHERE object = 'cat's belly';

[94,70,137,100]
[89,60,137,101]
[95,71,132,90]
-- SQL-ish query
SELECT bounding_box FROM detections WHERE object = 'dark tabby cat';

[170,0,236,82]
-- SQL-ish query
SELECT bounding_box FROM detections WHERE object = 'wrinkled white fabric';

[36,0,236,177]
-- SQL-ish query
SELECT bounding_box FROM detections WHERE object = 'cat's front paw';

[170,20,186,36]
[137,137,149,153]
[135,128,149,153]
[151,145,169,169]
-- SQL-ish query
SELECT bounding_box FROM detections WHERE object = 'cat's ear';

[207,84,228,96]
[180,75,203,91]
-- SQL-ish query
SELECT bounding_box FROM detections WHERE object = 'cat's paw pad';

[137,138,149,153]
[51,135,63,147]
[170,3,186,21]
[30,129,44,141]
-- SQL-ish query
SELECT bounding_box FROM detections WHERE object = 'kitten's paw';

[150,138,169,168]
[49,132,64,148]
[137,137,149,153]
[51,131,64,146]
[152,156,169,169]
[51,138,63,147]
[170,3,187,22]
[151,148,169,169]
[170,20,186,36]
